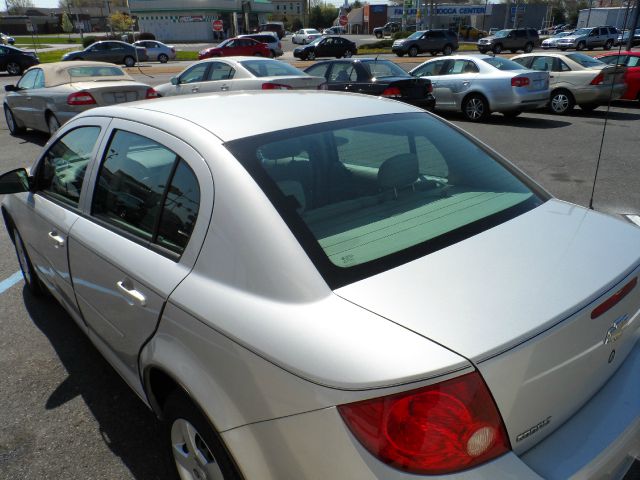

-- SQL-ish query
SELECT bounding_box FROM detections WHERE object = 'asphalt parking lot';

[0,65,639,478]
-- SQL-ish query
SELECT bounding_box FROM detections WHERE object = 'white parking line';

[0,271,23,294]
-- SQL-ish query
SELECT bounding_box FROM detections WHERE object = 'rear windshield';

[226,113,544,287]
[483,57,526,70]
[240,60,304,77]
[67,66,125,77]
[362,60,408,78]
[566,53,603,67]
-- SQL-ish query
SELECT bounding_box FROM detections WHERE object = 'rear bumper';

[573,83,626,104]
[490,90,549,112]
[401,94,436,111]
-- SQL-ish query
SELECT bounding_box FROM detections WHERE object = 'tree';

[109,11,133,34]
[62,12,74,39]
[351,0,362,7]
[5,0,34,14]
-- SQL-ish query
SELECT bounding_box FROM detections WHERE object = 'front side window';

[226,113,544,286]
[180,63,208,84]
[329,63,357,82]
[18,68,39,89]
[363,60,407,78]
[530,56,554,72]
[38,126,101,207]
[412,59,446,77]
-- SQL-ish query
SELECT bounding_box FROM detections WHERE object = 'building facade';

[577,6,638,28]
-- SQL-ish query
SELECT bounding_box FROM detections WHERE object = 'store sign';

[391,5,491,16]
[179,15,205,22]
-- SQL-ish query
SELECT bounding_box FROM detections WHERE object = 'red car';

[198,37,271,60]
[595,51,640,101]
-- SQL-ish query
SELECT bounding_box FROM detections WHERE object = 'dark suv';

[392,29,459,57]
[373,22,401,39]
[477,28,540,54]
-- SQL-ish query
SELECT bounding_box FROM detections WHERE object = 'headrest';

[377,153,419,190]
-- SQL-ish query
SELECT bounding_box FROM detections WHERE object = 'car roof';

[24,61,133,87]
[86,91,420,142]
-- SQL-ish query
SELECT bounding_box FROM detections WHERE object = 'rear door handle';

[220,84,229,91]
[191,87,199,93]
[48,231,65,248]
[116,280,147,307]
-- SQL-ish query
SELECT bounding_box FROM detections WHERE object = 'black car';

[293,36,358,60]
[61,40,148,67]
[304,58,435,111]
[373,22,401,39]
[392,29,459,57]
[0,45,39,76]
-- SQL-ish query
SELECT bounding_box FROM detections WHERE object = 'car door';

[327,62,360,92]
[411,59,449,106]
[143,41,160,60]
[439,59,479,107]
[529,56,562,87]
[68,119,212,398]
[173,62,210,95]
[315,38,332,57]
[6,68,40,128]
[199,60,235,92]
[13,119,109,324]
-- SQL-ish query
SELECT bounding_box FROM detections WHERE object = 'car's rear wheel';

[6,61,22,76]
[524,42,534,53]
[492,43,502,54]
[604,39,613,50]
[408,46,419,57]
[158,53,169,63]
[443,44,453,55]
[306,51,315,60]
[47,113,60,136]
[462,94,490,122]
[164,391,240,480]
[124,55,135,67]
[549,89,575,114]
[13,227,44,296]
[576,41,586,51]
[4,105,25,135]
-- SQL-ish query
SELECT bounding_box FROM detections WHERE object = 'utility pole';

[503,0,511,29]
[626,0,639,50]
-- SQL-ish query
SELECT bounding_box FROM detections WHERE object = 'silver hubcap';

[171,419,223,480]
[5,108,15,132]
[551,94,569,113]
[465,98,484,120]
[7,62,20,75]
[15,235,32,286]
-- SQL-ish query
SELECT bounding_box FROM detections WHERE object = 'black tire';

[430,50,438,56]
[408,46,419,57]
[576,41,586,51]
[510,49,518,53]
[6,61,22,76]
[502,110,522,118]
[164,390,241,480]
[158,53,169,63]
[549,89,575,114]
[396,52,405,57]
[524,42,534,53]
[443,44,453,56]
[375,32,382,39]
[559,47,567,51]
[4,105,25,135]
[462,94,490,122]
[604,39,613,50]
[13,227,44,296]
[124,55,136,67]
[492,43,502,54]
[47,113,60,136]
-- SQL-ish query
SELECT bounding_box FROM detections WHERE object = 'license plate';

[115,92,127,103]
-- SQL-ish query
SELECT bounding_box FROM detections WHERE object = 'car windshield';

[226,112,543,286]
[240,60,305,77]
[483,57,526,70]
[362,60,408,78]
[494,30,510,38]
[567,53,604,67]
[67,66,125,77]
[407,31,424,40]
[572,28,592,36]
[218,39,233,48]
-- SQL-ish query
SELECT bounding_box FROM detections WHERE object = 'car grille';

[102,91,140,104]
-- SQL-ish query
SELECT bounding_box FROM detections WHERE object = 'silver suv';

[556,26,619,51]
[238,33,283,57]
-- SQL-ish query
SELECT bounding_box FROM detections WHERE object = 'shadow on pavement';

[440,111,573,128]
[8,131,49,147]
[22,289,176,480]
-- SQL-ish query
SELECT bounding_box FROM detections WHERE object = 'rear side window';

[516,30,527,38]
[240,59,303,77]
[92,130,200,255]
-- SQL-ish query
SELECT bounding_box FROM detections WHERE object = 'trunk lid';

[513,70,549,91]
[265,75,326,90]
[386,77,431,99]
[336,200,640,450]
[71,81,149,105]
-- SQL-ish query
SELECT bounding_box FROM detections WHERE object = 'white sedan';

[154,57,326,96]
[292,28,322,44]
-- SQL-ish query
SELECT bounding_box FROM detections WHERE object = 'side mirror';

[4,84,18,92]
[0,168,32,194]
[171,76,179,85]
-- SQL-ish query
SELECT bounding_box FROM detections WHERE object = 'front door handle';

[191,87,199,93]
[48,231,65,248]
[220,84,229,91]
[116,280,147,307]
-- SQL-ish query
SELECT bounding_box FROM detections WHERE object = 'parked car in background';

[392,29,459,57]
[409,54,549,121]
[293,36,357,60]
[3,61,156,136]
[477,28,540,54]
[595,51,640,101]
[62,41,148,67]
[0,44,38,76]
[1,32,16,45]
[132,40,176,63]
[2,89,640,480]
[373,22,401,38]
[238,33,283,58]
[488,27,500,35]
[155,57,326,97]
[292,28,322,44]
[616,28,640,46]
[323,26,347,35]
[512,52,626,113]
[460,25,487,41]
[556,26,619,51]
[304,58,435,110]
[541,31,573,49]
[259,22,285,39]
[198,37,271,59]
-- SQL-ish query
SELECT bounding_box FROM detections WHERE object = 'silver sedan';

[3,61,157,136]
[133,40,176,63]
[1,91,638,480]
[155,57,326,96]
[409,54,549,121]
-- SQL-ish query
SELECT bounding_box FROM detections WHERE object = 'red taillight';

[591,276,637,319]
[67,91,96,105]
[145,88,159,99]
[381,86,402,98]
[317,82,328,90]
[262,82,292,90]
[590,72,605,85]
[511,77,530,87]
[338,372,510,475]
[426,82,433,93]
